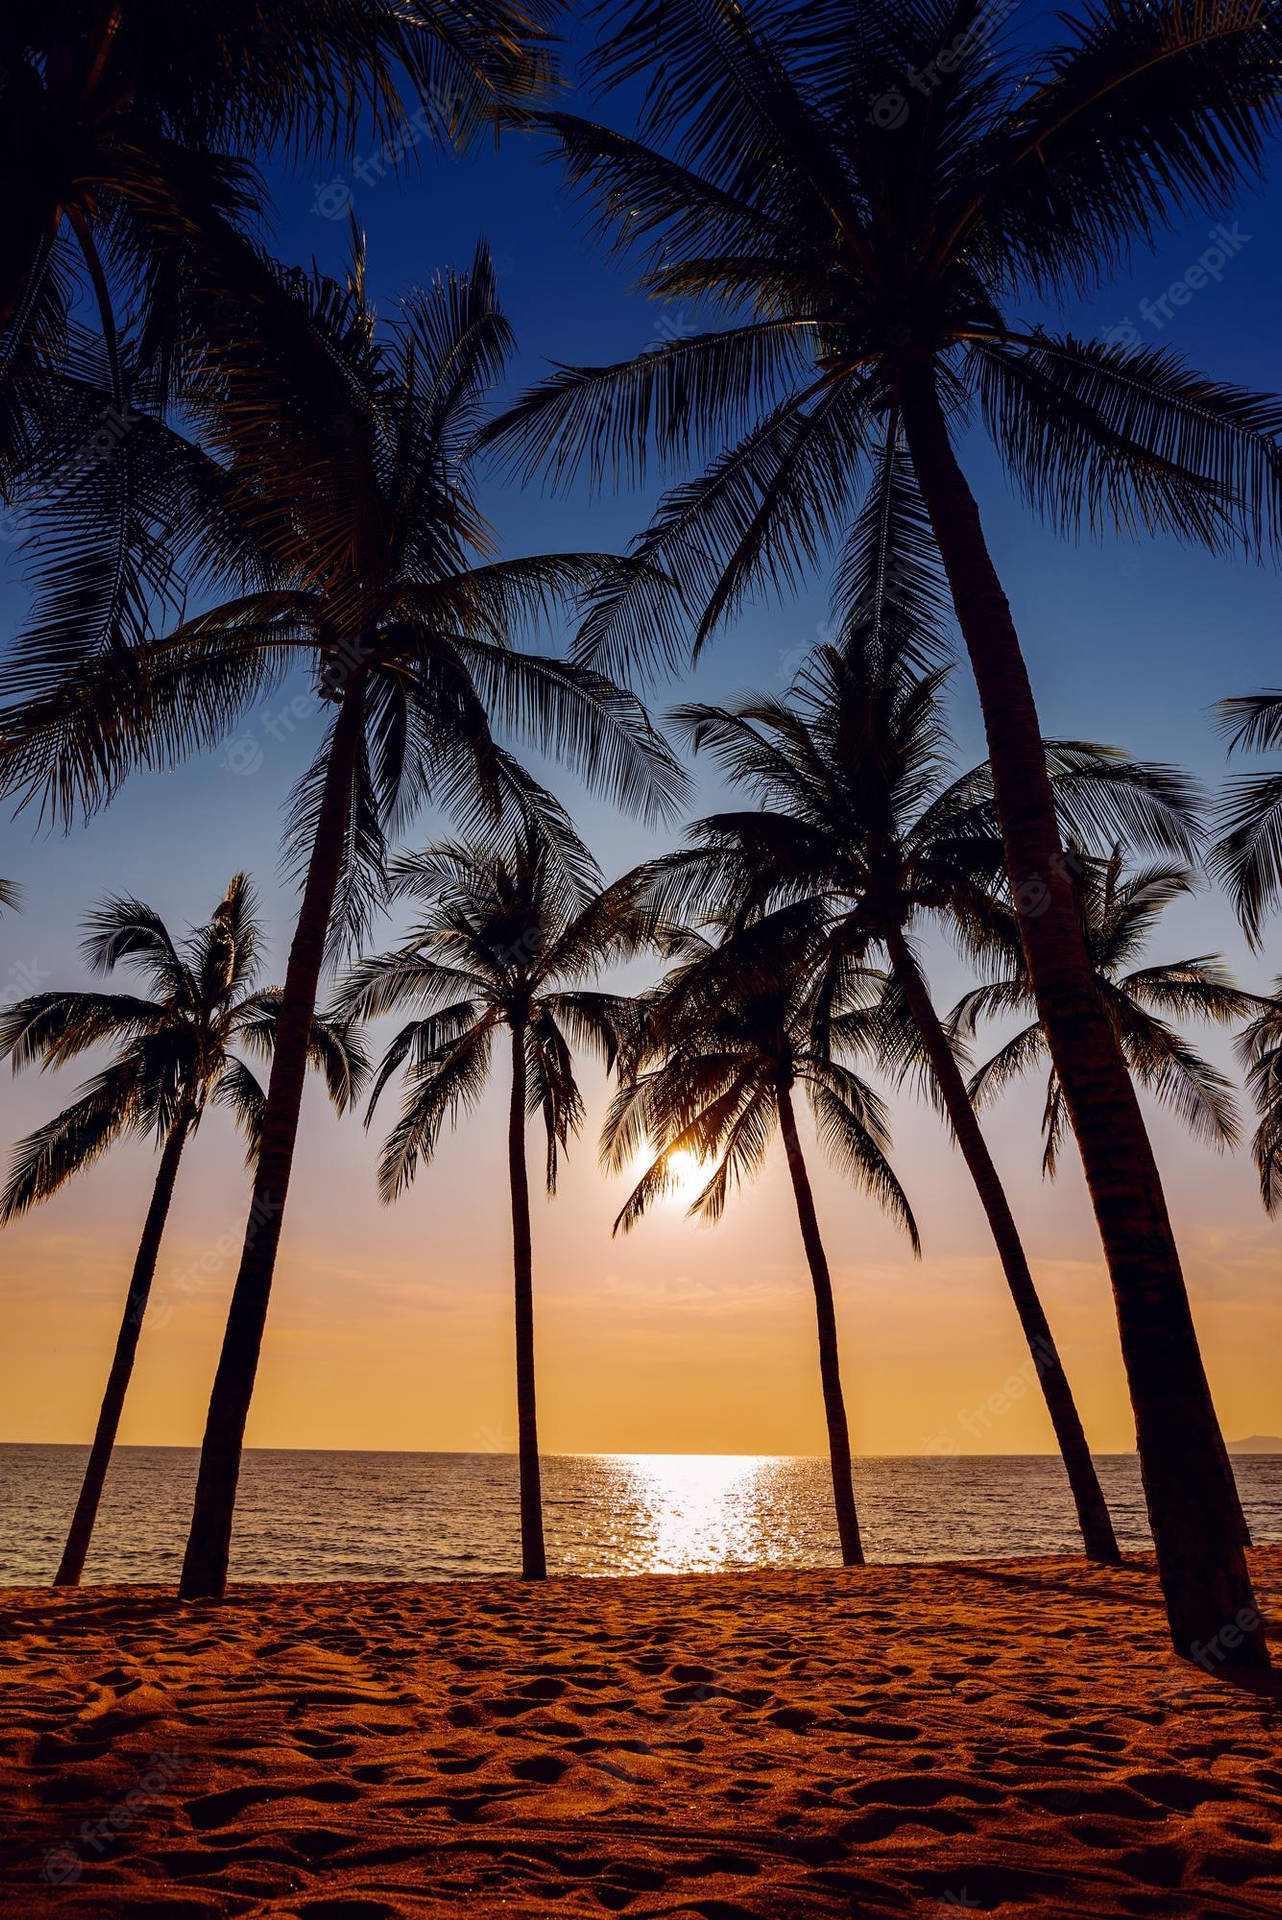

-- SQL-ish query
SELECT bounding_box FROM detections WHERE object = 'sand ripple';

[2,1550,1281,1916]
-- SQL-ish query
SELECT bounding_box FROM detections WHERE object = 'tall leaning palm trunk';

[897,369,1242,1627]
[56,1107,194,1586]
[180,678,366,1597]
[507,1015,547,1580]
[494,0,1280,1663]
[1,875,358,1585]
[775,1079,861,1567]
[654,657,1169,1562]
[159,250,679,1599]
[884,930,1117,1564]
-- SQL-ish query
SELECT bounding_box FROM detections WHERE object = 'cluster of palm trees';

[4,639,1279,1597]
[3,1,1282,1668]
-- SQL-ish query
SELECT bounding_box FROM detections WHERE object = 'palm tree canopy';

[0,874,366,1219]
[1211,688,1282,945]
[336,823,664,1201]
[485,0,1282,679]
[0,0,557,414]
[1,246,686,951]
[603,908,919,1246]
[1235,983,1282,1212]
[954,846,1257,1174]
[636,638,1201,947]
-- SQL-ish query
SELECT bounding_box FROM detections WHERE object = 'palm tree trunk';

[776,1080,863,1567]
[897,359,1265,1666]
[886,929,1119,1564]
[54,1109,193,1587]
[178,675,367,1600]
[508,1015,547,1580]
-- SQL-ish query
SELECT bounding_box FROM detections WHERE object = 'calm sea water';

[2,1446,1280,1587]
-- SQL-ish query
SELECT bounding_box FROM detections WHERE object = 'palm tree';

[1236,992,1282,1214]
[956,844,1261,1553]
[636,640,1207,1562]
[0,4,559,710]
[0,880,20,913]
[1211,692,1282,1215]
[1,250,683,1598]
[0,0,555,399]
[956,849,1253,1178]
[605,916,918,1567]
[0,876,364,1586]
[336,829,656,1580]
[488,0,1282,1662]
[1212,690,1282,948]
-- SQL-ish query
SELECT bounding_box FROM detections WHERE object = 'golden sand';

[2,1550,1281,1916]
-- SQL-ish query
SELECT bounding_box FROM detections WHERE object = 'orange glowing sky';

[3,809,1279,1460]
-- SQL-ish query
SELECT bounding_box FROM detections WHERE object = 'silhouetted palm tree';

[1211,692,1282,1215]
[957,846,1260,1551]
[1212,690,1282,947]
[0,3,558,748]
[489,0,1282,1662]
[0,876,364,1585]
[0,880,20,913]
[957,850,1253,1176]
[1,248,683,1597]
[1236,992,1282,1214]
[635,637,1204,1562]
[606,917,918,1566]
[338,828,656,1579]
[0,0,555,411]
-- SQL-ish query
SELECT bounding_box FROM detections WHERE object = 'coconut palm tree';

[0,881,20,913]
[0,0,556,407]
[0,2,559,704]
[635,637,1208,1563]
[488,0,1282,1662]
[1235,993,1282,1214]
[955,849,1254,1174]
[606,914,918,1566]
[959,847,1261,1555]
[0,875,364,1586]
[0,248,683,1598]
[336,828,656,1580]
[1212,691,1282,948]
[1211,693,1282,1215]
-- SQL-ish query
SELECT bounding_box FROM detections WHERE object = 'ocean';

[3,1445,1281,1586]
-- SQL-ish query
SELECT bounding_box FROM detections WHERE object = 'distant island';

[1228,1436,1282,1453]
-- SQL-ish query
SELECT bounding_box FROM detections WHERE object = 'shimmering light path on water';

[2,1445,1280,1586]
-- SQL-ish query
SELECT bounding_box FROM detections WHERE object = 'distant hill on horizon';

[1229,1436,1282,1453]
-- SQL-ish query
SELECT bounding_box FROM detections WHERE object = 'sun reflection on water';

[598,1452,781,1573]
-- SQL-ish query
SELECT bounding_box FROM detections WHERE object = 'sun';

[630,1146,708,1206]
[663,1149,706,1203]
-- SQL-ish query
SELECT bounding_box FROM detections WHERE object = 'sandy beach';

[0,1550,1279,1917]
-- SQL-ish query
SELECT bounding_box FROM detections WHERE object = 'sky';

[2,8,1282,1460]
